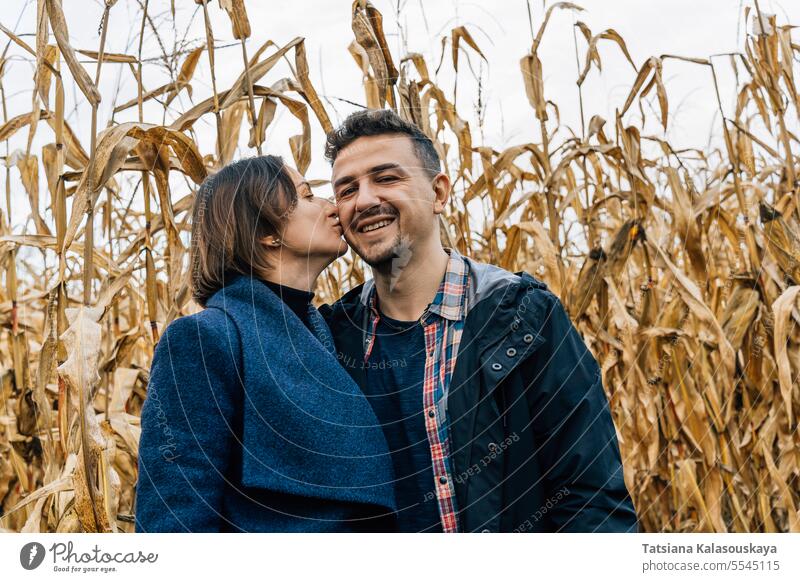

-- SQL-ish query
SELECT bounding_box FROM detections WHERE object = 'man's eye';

[339,187,356,198]
[376,175,397,183]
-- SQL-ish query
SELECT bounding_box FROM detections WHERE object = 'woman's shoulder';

[156,306,243,362]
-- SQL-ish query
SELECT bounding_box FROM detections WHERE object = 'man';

[319,108,638,533]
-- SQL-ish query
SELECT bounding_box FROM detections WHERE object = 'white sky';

[1,0,798,246]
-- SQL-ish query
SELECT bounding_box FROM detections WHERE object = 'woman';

[135,156,396,532]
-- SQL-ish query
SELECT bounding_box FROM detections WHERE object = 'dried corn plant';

[0,0,798,533]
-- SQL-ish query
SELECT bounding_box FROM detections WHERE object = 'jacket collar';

[327,261,550,355]
[456,263,547,351]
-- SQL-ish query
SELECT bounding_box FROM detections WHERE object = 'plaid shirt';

[362,247,469,532]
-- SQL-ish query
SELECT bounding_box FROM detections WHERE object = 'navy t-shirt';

[364,312,443,532]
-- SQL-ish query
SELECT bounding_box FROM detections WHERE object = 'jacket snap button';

[428,408,435,418]
[481,528,490,532]
[506,347,517,357]
[491,362,502,371]
[523,333,534,343]
[439,475,448,485]
[510,321,519,331]
[488,442,498,452]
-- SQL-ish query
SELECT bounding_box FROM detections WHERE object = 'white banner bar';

[3,533,799,581]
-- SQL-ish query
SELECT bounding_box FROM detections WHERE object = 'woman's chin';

[316,239,349,262]
[333,240,349,259]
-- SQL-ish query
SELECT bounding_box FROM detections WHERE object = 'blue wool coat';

[135,274,397,532]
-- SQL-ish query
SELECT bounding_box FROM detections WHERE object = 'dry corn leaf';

[45,0,101,107]
[771,285,799,428]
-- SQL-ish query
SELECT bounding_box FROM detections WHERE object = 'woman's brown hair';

[190,155,298,306]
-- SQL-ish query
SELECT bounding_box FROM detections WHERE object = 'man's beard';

[347,203,406,271]
[352,231,404,270]
[361,234,414,292]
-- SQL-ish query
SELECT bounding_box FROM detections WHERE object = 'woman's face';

[278,165,347,262]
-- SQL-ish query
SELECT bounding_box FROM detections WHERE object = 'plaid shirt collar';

[360,247,469,323]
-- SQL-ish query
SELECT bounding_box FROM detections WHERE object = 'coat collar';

[206,273,336,355]
[205,272,396,511]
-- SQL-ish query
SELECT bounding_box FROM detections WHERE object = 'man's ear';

[431,172,451,215]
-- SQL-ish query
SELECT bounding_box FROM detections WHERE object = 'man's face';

[331,133,443,268]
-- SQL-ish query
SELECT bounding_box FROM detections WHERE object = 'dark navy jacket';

[321,257,639,532]
[135,274,396,532]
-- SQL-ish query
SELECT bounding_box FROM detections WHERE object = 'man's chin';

[360,249,397,269]
[348,237,400,269]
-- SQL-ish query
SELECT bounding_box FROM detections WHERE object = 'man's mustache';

[349,204,399,232]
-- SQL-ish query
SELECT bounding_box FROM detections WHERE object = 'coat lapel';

[206,275,396,511]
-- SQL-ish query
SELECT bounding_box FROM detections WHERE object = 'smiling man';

[319,108,638,533]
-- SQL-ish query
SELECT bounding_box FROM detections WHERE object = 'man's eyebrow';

[333,163,405,190]
[332,174,355,190]
[368,163,404,174]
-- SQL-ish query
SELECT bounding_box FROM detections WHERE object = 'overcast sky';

[2,0,799,236]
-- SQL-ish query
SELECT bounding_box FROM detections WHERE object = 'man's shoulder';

[462,256,551,309]
[318,281,368,323]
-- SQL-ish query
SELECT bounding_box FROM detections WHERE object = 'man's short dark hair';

[324,108,441,178]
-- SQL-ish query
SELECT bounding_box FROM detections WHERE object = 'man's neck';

[371,240,449,321]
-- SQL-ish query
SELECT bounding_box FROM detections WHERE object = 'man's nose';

[354,179,381,212]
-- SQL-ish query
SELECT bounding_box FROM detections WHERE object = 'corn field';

[0,0,798,533]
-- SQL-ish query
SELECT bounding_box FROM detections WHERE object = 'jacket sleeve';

[135,309,242,532]
[521,292,639,532]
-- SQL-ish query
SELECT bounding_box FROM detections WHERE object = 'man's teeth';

[362,219,393,232]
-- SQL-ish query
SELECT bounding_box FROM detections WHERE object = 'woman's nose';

[324,199,339,218]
